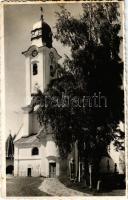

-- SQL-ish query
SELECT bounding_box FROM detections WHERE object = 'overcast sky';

[4,3,83,137]
[4,2,123,137]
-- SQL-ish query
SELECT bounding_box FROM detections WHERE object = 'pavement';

[39,178,91,196]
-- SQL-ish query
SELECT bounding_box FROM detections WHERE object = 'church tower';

[23,8,61,104]
[14,8,61,178]
[21,8,61,137]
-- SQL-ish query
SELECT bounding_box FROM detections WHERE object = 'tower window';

[32,147,39,155]
[33,63,38,75]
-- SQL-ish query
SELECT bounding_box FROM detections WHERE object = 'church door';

[27,168,31,177]
[49,163,56,178]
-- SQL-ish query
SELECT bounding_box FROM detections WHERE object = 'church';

[14,10,61,177]
[13,8,125,180]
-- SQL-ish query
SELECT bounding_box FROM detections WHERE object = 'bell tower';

[21,8,61,137]
[22,7,61,105]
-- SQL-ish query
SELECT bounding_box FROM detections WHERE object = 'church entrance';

[49,163,56,178]
[27,168,31,177]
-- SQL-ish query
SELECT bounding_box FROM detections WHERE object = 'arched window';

[33,63,38,75]
[32,147,39,155]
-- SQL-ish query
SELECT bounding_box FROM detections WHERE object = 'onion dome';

[31,7,52,48]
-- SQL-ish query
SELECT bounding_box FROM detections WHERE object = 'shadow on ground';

[6,176,50,196]
[59,177,125,196]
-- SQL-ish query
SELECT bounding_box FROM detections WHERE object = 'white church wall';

[14,146,19,176]
[18,146,41,160]
[40,143,47,177]
[45,157,49,177]
[19,147,31,159]
[18,159,41,176]
[25,56,31,105]
[22,112,31,137]
[46,139,59,158]
[37,52,43,91]
[14,144,44,176]
[14,160,18,176]
[43,47,51,89]
[56,161,60,176]
[14,145,18,160]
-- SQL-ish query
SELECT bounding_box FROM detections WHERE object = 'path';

[39,178,90,196]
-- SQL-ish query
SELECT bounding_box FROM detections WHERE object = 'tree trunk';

[74,140,79,180]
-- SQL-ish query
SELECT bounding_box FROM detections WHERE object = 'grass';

[6,176,50,197]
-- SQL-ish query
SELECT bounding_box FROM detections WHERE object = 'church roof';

[14,134,40,145]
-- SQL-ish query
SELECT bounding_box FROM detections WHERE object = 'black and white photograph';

[3,1,126,197]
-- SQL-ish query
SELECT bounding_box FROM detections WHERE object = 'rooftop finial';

[40,7,44,21]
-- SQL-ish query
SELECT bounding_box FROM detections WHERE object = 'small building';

[14,132,60,177]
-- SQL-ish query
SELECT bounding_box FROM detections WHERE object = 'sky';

[4,3,83,137]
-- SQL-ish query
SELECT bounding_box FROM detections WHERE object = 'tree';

[32,3,124,187]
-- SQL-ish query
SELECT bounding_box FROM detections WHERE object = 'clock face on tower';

[32,50,38,57]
